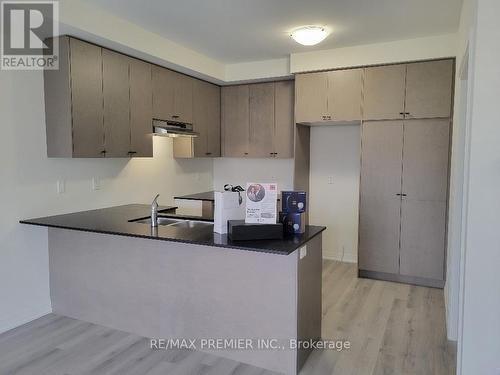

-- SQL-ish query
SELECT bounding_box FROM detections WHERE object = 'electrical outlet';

[299,246,307,259]
[92,177,101,191]
[328,176,334,184]
[56,180,65,194]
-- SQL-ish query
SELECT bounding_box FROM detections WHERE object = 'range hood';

[152,119,198,138]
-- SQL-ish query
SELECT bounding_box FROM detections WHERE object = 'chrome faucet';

[151,194,160,227]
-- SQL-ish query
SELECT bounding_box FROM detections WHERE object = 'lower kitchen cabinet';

[222,81,294,158]
[358,119,450,287]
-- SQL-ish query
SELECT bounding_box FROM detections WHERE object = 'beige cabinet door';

[295,72,328,123]
[249,83,275,157]
[358,121,404,274]
[274,80,294,158]
[129,59,153,157]
[206,83,221,157]
[102,49,130,158]
[152,66,175,120]
[173,72,194,124]
[328,68,363,122]
[69,38,104,157]
[405,59,454,119]
[192,80,220,157]
[399,119,450,280]
[222,85,250,157]
[363,65,406,120]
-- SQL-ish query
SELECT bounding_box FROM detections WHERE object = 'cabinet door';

[274,80,294,158]
[69,38,104,157]
[129,59,153,157]
[102,49,130,158]
[399,119,450,280]
[405,60,454,119]
[363,65,406,120]
[328,68,362,122]
[221,85,249,157]
[206,84,221,157]
[193,80,220,157]
[152,66,175,120]
[173,72,194,124]
[295,72,328,123]
[249,83,275,157]
[358,121,404,274]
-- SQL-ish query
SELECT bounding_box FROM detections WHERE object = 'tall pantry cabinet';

[358,59,454,287]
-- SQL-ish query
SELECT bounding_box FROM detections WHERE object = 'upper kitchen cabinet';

[174,79,221,158]
[363,64,406,121]
[327,69,363,122]
[129,59,153,157]
[102,49,130,158]
[249,83,275,157]
[295,69,362,124]
[405,60,454,119]
[222,81,295,158]
[295,72,328,123]
[274,80,295,158]
[193,79,221,157]
[363,59,454,120]
[222,85,250,157]
[44,36,154,158]
[152,66,194,124]
[45,37,104,157]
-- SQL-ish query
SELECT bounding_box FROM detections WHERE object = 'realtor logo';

[1,1,58,70]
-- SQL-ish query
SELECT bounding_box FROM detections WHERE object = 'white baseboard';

[0,306,52,334]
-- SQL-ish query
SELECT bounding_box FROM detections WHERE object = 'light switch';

[57,180,65,194]
[92,177,101,191]
[328,176,334,184]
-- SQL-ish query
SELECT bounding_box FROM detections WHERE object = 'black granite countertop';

[20,204,325,255]
[174,191,215,202]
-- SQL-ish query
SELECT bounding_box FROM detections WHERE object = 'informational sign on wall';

[245,182,278,224]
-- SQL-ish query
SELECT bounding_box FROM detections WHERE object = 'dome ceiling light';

[290,26,329,46]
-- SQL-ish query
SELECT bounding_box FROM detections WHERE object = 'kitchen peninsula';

[21,205,325,375]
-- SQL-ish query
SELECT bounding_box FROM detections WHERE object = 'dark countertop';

[174,191,215,202]
[20,204,326,255]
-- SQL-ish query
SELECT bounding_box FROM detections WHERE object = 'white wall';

[309,126,360,262]
[212,158,294,191]
[0,69,213,333]
[290,34,457,73]
[444,0,478,343]
[458,0,500,373]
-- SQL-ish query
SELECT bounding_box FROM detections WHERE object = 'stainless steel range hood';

[152,119,198,138]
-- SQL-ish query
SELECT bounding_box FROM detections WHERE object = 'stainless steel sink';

[131,216,212,229]
[132,217,182,226]
[169,220,212,229]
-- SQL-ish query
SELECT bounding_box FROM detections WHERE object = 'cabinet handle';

[100,150,106,156]
[396,193,408,197]
[172,115,179,119]
[399,112,405,115]
[244,152,248,155]
[128,151,137,156]
[205,152,212,155]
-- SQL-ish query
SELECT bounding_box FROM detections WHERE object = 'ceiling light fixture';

[290,26,328,46]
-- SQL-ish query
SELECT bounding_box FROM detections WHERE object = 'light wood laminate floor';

[0,261,456,375]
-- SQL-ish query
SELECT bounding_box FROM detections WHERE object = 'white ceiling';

[85,0,462,64]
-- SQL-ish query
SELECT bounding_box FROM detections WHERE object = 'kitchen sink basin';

[132,217,182,226]
[130,216,212,229]
[169,220,212,229]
